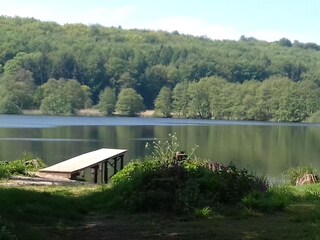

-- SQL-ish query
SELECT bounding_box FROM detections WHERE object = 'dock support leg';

[113,157,117,175]
[104,162,109,183]
[120,155,124,170]
[92,165,99,184]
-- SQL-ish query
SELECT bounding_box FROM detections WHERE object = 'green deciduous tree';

[117,72,134,89]
[115,88,145,116]
[97,87,117,115]
[3,51,49,85]
[172,82,189,118]
[38,78,91,115]
[258,76,292,121]
[154,86,172,117]
[40,94,73,115]
[187,80,211,118]
[208,77,229,119]
[0,68,35,113]
[238,80,261,120]
[144,65,168,108]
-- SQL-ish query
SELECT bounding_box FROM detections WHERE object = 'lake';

[1,114,320,181]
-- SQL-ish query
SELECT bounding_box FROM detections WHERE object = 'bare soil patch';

[0,173,90,187]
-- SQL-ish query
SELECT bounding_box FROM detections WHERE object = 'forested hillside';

[1,16,320,121]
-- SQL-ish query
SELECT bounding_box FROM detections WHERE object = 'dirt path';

[0,174,90,187]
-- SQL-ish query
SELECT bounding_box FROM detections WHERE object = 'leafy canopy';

[115,88,145,116]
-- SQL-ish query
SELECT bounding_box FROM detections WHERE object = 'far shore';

[22,109,156,117]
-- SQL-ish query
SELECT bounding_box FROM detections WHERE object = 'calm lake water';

[1,114,320,180]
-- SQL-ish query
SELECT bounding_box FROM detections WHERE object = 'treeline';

[1,16,320,121]
[154,76,320,122]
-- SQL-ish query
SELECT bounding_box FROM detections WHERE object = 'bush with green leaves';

[110,133,268,214]
[0,153,45,179]
[204,162,268,203]
[0,164,10,179]
[110,159,267,214]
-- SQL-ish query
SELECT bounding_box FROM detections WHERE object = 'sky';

[0,0,319,43]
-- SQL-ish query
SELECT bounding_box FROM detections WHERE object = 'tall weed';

[145,132,198,164]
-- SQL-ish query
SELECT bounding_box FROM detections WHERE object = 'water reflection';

[0,116,320,180]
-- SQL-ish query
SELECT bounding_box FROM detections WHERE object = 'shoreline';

[22,109,156,117]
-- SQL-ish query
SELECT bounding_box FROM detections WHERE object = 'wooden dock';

[40,148,127,183]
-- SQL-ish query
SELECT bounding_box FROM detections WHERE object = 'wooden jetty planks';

[40,148,127,174]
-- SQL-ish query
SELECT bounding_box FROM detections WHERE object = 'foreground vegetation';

[2,181,320,239]
[1,137,320,239]
[2,17,320,121]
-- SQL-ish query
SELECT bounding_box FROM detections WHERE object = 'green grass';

[0,186,93,239]
[1,184,320,240]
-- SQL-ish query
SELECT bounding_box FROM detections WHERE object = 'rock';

[295,174,318,186]
[23,159,42,168]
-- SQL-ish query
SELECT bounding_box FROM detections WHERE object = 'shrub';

[0,164,10,179]
[0,153,45,179]
[111,160,184,212]
[6,161,27,175]
[110,133,267,214]
[110,160,267,214]
[206,162,268,203]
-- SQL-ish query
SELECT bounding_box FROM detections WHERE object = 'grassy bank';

[1,184,320,240]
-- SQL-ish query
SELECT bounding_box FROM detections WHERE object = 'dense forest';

[1,16,320,121]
